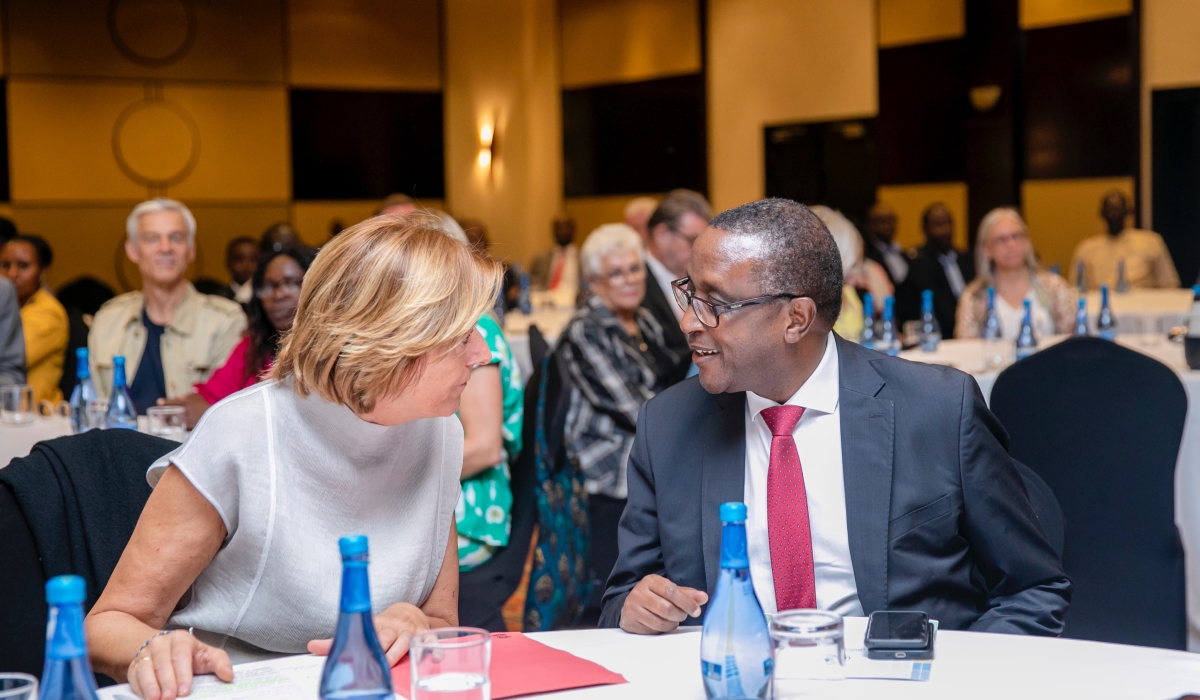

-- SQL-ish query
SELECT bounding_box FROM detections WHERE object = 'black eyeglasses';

[671,277,802,328]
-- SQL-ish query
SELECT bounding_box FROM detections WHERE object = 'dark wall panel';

[764,119,877,228]
[878,40,966,185]
[290,89,444,201]
[562,74,706,197]
[1153,87,1200,287]
[1023,16,1137,180]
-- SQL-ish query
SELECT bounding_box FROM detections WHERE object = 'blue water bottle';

[518,272,532,315]
[1073,297,1089,337]
[104,356,137,430]
[1015,300,1037,360]
[859,293,876,349]
[918,289,941,352]
[983,287,1002,340]
[700,503,772,700]
[38,575,101,700]
[68,348,97,434]
[879,297,900,356]
[1097,285,1117,341]
[319,535,394,700]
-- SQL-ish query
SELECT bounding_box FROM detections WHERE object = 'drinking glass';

[0,384,35,424]
[410,627,491,700]
[983,337,1012,371]
[901,320,921,348]
[85,399,109,431]
[146,405,187,442]
[770,610,845,691]
[0,673,38,700]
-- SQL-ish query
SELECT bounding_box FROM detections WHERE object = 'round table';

[901,335,1200,651]
[1084,288,1193,336]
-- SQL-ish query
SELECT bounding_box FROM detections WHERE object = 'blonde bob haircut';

[271,213,501,414]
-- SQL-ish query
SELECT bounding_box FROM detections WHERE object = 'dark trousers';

[587,494,627,611]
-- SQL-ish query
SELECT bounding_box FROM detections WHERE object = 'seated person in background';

[85,214,501,698]
[0,277,26,385]
[1070,190,1179,290]
[259,221,302,255]
[1,235,67,402]
[158,246,316,428]
[430,214,525,572]
[900,203,975,336]
[810,206,893,340]
[863,202,908,287]
[624,196,658,243]
[225,237,259,305]
[956,208,1075,339]
[378,192,418,216]
[529,216,580,307]
[89,199,245,413]
[560,224,682,605]
[601,198,1070,636]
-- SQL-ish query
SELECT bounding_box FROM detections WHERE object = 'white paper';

[98,654,326,700]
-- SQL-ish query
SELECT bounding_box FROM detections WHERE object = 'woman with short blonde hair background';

[86,214,501,700]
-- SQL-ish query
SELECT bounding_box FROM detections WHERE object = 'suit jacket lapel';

[701,391,747,595]
[836,336,894,614]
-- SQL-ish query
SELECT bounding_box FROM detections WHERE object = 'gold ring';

[135,656,152,664]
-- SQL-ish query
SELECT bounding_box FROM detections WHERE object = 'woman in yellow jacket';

[0,235,68,403]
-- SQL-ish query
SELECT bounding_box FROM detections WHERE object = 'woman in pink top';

[160,245,316,427]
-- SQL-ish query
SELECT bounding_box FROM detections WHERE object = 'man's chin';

[696,367,729,395]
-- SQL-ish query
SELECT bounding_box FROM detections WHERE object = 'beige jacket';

[88,283,246,400]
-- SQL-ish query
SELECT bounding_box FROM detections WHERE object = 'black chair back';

[990,337,1187,649]
[1013,459,1065,558]
[528,325,549,375]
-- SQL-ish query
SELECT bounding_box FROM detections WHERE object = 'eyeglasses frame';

[671,276,803,328]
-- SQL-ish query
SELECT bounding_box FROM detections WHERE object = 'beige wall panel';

[878,0,964,48]
[876,182,969,252]
[1022,176,1134,272]
[288,0,440,90]
[1018,0,1130,30]
[187,204,292,284]
[444,0,563,267]
[9,80,148,201]
[564,194,660,243]
[164,85,290,201]
[561,0,700,88]
[1144,0,1200,89]
[708,0,876,212]
[289,199,445,248]
[8,0,284,81]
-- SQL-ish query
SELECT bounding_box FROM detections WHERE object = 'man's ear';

[783,297,819,344]
[124,239,139,265]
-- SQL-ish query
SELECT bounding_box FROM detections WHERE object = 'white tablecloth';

[1085,288,1193,335]
[98,620,1200,700]
[901,335,1200,651]
[0,416,72,467]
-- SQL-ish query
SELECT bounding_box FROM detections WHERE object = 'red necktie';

[761,405,816,611]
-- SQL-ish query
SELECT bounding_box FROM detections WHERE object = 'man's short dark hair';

[708,198,843,326]
[921,202,949,229]
[226,236,256,258]
[648,189,713,233]
[8,234,53,268]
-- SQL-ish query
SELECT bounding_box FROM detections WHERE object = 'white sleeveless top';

[147,380,462,663]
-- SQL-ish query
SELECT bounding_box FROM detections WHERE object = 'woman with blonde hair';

[86,214,501,699]
[809,206,894,339]
[955,207,1075,339]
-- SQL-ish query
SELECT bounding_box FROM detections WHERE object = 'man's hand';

[308,602,430,667]
[619,574,708,634]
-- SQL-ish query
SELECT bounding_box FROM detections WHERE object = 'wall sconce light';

[478,122,494,170]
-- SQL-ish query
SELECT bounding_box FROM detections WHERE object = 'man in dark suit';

[862,202,908,288]
[600,198,1069,636]
[899,203,975,335]
[641,189,711,385]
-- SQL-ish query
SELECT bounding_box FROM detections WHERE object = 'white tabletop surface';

[0,415,72,467]
[98,620,1200,700]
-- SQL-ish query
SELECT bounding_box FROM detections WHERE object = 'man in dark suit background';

[641,189,711,386]
[600,198,1069,636]
[899,202,975,335]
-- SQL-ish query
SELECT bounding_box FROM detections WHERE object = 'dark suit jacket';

[599,335,1071,635]
[641,273,690,387]
[898,244,976,336]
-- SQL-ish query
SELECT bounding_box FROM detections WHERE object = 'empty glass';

[410,627,491,700]
[85,399,109,431]
[770,610,845,691]
[0,673,38,700]
[0,385,35,425]
[983,337,1012,371]
[146,405,187,442]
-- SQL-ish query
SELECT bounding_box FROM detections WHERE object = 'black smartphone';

[864,610,930,650]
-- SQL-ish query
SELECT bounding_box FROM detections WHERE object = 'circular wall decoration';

[112,97,201,189]
[107,0,197,68]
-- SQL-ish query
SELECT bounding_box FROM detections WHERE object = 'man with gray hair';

[642,189,712,385]
[89,199,245,412]
[601,198,1070,637]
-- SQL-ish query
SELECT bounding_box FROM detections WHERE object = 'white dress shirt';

[872,239,909,284]
[743,332,862,617]
[645,253,683,321]
[938,251,967,299]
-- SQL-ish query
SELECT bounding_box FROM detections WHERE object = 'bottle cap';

[113,355,126,367]
[719,502,747,523]
[45,575,86,604]
[1192,285,1200,296]
[76,347,88,362]
[922,290,933,303]
[338,534,369,557]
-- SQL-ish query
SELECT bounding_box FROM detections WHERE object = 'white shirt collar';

[746,332,840,419]
[645,252,677,288]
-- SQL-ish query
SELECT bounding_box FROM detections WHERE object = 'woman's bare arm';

[457,364,504,478]
[421,518,461,627]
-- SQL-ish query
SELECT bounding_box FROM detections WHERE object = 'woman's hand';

[127,631,233,700]
[307,603,431,667]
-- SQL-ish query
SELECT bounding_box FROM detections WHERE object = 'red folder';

[392,632,627,699]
